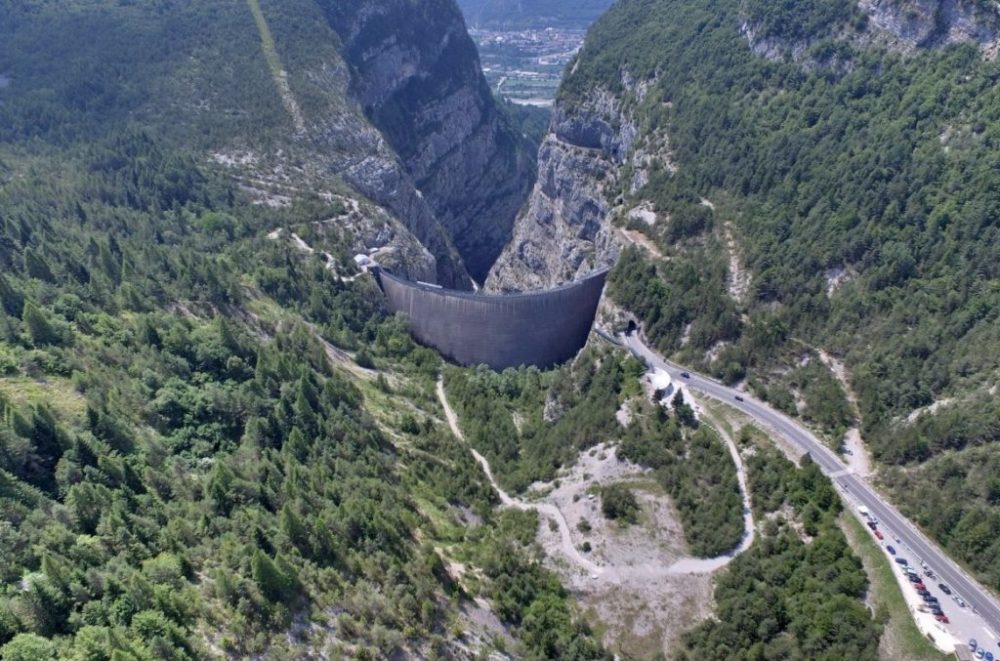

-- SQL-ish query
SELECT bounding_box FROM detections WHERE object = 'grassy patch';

[840,512,949,661]
[0,376,86,423]
[246,0,283,80]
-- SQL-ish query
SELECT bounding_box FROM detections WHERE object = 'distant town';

[469,27,587,106]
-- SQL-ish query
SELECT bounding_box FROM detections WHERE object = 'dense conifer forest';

[1,0,994,655]
[581,0,1000,589]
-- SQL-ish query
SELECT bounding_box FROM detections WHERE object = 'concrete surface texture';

[378,267,608,369]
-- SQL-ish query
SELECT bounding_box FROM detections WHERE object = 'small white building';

[649,369,674,403]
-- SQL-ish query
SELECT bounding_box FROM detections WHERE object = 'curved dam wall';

[375,267,608,370]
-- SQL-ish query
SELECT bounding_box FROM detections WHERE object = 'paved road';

[622,331,1000,648]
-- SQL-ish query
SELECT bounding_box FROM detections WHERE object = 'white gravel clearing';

[436,378,759,655]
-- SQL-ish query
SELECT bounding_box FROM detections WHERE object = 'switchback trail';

[437,379,602,576]
[436,378,756,580]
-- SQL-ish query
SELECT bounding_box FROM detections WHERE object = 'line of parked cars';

[864,509,956,625]
[901,562,950,623]
[969,639,997,661]
[858,505,994,651]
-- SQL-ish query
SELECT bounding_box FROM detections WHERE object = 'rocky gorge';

[320,0,535,284]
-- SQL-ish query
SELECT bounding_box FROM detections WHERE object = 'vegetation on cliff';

[0,1,593,657]
[570,0,1000,588]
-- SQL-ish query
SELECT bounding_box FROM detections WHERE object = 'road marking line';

[984,626,996,638]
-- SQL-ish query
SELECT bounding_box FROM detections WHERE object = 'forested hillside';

[0,1,602,658]
[681,442,882,659]
[541,0,1000,590]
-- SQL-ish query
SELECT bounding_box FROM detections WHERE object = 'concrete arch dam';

[374,267,609,370]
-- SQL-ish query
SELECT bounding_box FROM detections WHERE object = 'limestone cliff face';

[857,0,1000,57]
[306,93,467,286]
[486,85,642,291]
[490,0,1000,294]
[320,0,535,283]
[742,0,1000,62]
[209,0,533,288]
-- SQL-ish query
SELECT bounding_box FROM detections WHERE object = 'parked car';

[984,652,993,661]
[939,584,952,595]
[886,545,896,555]
[681,372,690,379]
[895,557,908,565]
[976,650,985,660]
[867,521,877,530]
[968,639,977,652]
[931,606,943,615]
[874,530,884,540]
[936,613,950,624]
[956,596,966,608]
[907,573,920,582]
[735,395,744,402]
[914,582,927,591]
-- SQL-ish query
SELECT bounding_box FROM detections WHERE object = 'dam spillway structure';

[373,267,609,370]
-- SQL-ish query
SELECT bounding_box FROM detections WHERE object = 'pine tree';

[251,550,297,603]
[0,275,24,317]
[22,302,60,346]
[24,247,55,282]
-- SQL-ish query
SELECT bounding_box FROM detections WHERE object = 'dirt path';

[699,198,750,304]
[436,379,756,579]
[437,379,602,576]
[246,0,306,134]
[268,229,361,282]
[669,405,756,572]
[816,349,874,477]
[617,227,665,260]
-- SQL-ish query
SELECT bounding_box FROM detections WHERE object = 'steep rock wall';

[321,0,535,282]
[742,0,1000,62]
[486,85,641,291]
[858,0,1000,57]
[310,103,467,286]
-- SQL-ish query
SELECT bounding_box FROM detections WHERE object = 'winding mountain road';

[435,377,756,580]
[622,330,1000,648]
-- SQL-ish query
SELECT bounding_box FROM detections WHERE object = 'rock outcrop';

[321,0,535,283]
[742,0,1000,63]
[308,100,470,287]
[486,84,644,291]
[859,0,1000,55]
